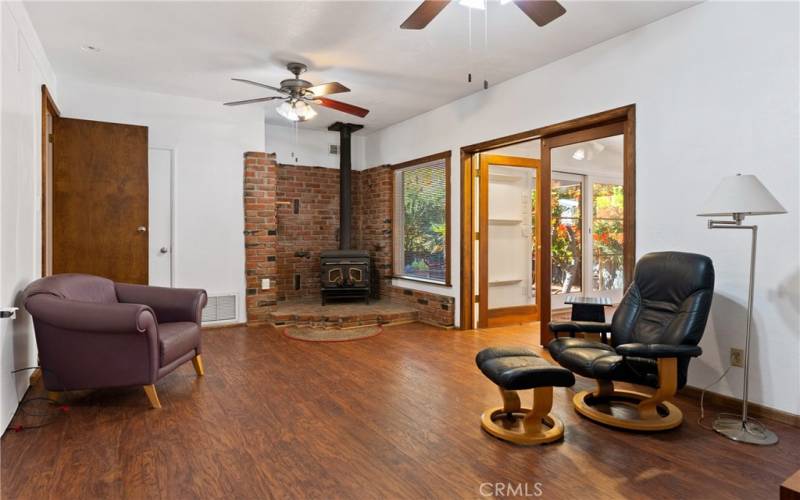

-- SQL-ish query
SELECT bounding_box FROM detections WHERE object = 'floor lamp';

[698,173,786,445]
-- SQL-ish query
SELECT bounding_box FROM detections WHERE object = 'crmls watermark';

[479,482,544,497]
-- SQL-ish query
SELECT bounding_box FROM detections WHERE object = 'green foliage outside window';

[400,166,446,282]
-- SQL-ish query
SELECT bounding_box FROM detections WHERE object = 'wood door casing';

[478,155,541,328]
[52,117,149,284]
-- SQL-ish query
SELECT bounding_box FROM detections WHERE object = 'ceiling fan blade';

[306,82,350,97]
[400,0,451,29]
[316,98,369,118]
[231,78,287,94]
[513,0,566,27]
[223,96,283,106]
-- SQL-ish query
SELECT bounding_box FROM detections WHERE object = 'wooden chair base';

[573,388,683,431]
[480,386,565,445]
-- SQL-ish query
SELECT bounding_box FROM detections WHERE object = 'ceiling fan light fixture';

[276,101,299,122]
[294,101,317,121]
[459,0,486,11]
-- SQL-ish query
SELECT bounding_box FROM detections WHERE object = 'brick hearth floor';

[268,298,418,329]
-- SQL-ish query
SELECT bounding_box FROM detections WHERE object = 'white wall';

[364,2,800,414]
[57,78,265,324]
[266,122,366,170]
[0,1,58,431]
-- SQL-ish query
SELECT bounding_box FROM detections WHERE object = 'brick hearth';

[243,153,455,328]
[268,298,418,329]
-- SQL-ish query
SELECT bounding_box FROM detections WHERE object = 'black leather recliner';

[549,251,715,431]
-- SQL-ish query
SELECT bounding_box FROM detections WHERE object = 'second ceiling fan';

[401,0,566,30]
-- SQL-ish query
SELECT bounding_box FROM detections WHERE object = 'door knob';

[137,226,147,233]
[160,247,168,254]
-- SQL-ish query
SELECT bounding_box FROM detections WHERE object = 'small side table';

[564,295,613,322]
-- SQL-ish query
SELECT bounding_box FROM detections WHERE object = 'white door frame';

[149,147,176,287]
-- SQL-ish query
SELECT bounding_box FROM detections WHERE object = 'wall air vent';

[329,144,339,155]
[202,294,237,323]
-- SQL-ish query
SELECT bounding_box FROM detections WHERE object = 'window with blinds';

[393,156,449,284]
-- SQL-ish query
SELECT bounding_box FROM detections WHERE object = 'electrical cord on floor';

[8,366,68,433]
[698,365,732,430]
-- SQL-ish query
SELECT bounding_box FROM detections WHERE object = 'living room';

[1,1,798,498]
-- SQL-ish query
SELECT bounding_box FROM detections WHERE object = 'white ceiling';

[25,1,697,131]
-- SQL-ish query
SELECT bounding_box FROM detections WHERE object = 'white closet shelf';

[489,279,524,286]
[488,218,523,224]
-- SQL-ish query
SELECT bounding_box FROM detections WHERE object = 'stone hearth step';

[268,298,419,329]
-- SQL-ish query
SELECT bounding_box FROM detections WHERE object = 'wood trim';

[461,105,632,154]
[544,121,625,149]
[487,305,537,327]
[679,385,800,429]
[391,151,452,286]
[41,85,60,277]
[459,152,475,329]
[477,154,489,327]
[782,469,800,500]
[539,141,552,344]
[391,150,450,170]
[623,106,636,287]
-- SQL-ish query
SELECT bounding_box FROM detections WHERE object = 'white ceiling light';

[459,0,486,10]
[276,100,318,122]
[276,101,299,121]
[572,148,586,161]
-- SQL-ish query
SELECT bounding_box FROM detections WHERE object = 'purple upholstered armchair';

[23,274,207,408]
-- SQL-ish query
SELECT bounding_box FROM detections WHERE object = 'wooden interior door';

[52,118,149,283]
[478,155,542,327]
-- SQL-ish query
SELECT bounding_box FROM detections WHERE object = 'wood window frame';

[41,84,60,277]
[391,150,452,287]
[460,105,636,337]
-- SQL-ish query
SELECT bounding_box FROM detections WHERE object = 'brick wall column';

[244,152,278,324]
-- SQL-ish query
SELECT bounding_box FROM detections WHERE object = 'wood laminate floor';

[2,322,798,499]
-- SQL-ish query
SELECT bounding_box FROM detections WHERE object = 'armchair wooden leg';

[192,354,205,376]
[143,385,161,409]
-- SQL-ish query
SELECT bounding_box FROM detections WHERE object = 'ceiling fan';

[224,62,369,122]
[400,0,566,30]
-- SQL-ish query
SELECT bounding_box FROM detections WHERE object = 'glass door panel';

[592,181,624,295]
[550,173,583,308]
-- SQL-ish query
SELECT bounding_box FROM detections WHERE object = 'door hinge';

[48,133,54,144]
[474,168,480,178]
[474,232,480,240]
[474,294,480,302]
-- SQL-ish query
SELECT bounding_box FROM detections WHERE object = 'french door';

[540,120,633,344]
[477,155,541,328]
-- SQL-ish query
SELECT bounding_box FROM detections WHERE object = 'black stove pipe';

[328,122,363,250]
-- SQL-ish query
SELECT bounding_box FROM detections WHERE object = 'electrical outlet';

[261,278,270,290]
[730,348,744,368]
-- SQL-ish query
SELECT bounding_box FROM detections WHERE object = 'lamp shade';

[697,174,786,217]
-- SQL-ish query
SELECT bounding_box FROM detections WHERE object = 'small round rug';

[283,325,382,343]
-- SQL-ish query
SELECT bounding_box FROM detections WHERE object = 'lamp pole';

[707,215,777,445]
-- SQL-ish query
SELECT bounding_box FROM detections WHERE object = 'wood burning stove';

[320,250,370,305]
[321,121,370,305]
